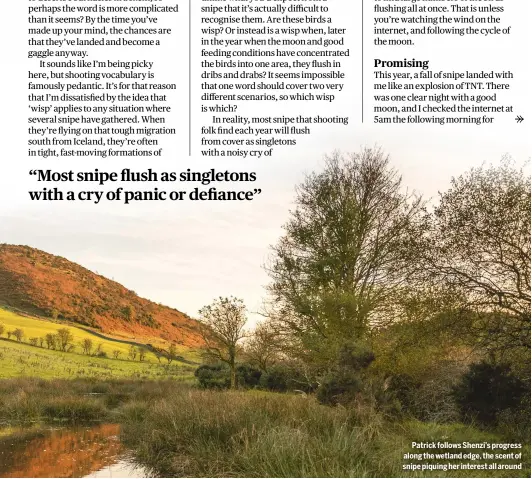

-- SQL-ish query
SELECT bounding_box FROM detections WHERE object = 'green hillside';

[0,308,198,380]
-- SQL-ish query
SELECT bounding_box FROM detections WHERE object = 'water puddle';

[0,423,148,478]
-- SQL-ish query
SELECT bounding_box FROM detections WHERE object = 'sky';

[0,1,530,326]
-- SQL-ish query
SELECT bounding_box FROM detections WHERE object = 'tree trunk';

[230,356,236,389]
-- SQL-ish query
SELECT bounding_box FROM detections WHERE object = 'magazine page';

[0,0,530,477]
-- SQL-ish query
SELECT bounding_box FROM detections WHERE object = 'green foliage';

[56,328,74,352]
[453,361,528,426]
[199,296,248,389]
[195,363,263,390]
[236,364,262,388]
[258,364,314,393]
[380,359,465,424]
[387,373,420,414]
[122,305,135,322]
[316,343,375,406]
[266,148,426,369]
[194,364,230,389]
[337,343,375,370]
[81,338,93,355]
[316,370,362,406]
[243,320,281,372]
[128,345,138,361]
[13,328,24,342]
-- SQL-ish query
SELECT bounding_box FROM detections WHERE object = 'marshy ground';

[0,379,528,478]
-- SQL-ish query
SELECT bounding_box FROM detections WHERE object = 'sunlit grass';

[0,339,195,380]
[0,307,200,364]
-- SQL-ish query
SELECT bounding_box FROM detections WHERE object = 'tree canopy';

[266,148,426,367]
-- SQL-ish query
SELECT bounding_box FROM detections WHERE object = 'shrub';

[453,361,527,426]
[259,366,290,392]
[13,328,24,342]
[387,373,420,413]
[337,343,375,370]
[236,364,262,388]
[316,343,376,406]
[316,370,363,406]
[383,360,465,423]
[195,364,265,390]
[195,364,230,389]
[259,364,314,393]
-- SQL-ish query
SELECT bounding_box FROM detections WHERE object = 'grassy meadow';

[0,308,199,381]
[0,340,195,380]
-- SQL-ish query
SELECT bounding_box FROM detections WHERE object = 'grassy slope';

[0,308,200,364]
[0,244,203,347]
[0,340,195,380]
[0,309,200,380]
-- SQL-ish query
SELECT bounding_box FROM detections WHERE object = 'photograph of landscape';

[0,148,530,478]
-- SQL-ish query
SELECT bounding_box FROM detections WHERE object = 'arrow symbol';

[516,115,524,123]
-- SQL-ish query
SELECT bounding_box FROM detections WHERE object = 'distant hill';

[0,244,203,347]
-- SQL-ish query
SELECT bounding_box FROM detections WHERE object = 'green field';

[0,340,196,380]
[0,308,198,380]
[0,307,199,362]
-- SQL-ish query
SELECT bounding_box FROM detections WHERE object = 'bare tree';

[56,328,73,352]
[165,344,177,364]
[199,296,248,388]
[113,350,121,359]
[244,320,282,372]
[45,333,56,350]
[139,349,147,362]
[13,328,24,343]
[128,345,138,361]
[0,322,5,338]
[153,349,163,363]
[81,338,93,355]
[423,159,531,353]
